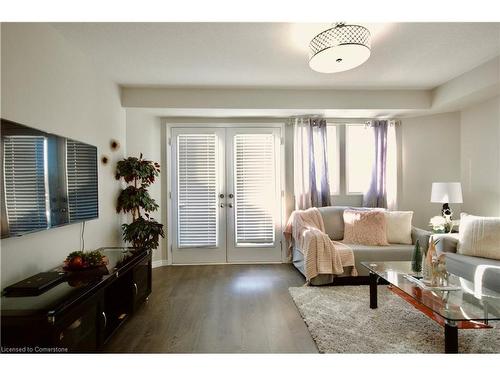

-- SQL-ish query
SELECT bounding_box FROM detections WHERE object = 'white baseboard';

[153,260,291,268]
[170,261,285,265]
[152,259,169,268]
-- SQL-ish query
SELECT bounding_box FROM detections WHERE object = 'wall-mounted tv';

[1,119,99,239]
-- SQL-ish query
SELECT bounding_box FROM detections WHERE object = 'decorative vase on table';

[422,237,437,282]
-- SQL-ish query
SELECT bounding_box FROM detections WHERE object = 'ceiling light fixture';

[309,23,371,73]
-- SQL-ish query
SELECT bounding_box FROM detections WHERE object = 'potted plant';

[115,153,165,251]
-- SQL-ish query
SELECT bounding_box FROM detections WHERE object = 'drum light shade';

[309,24,371,73]
[431,182,463,204]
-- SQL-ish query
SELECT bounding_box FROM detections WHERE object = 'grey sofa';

[292,206,431,285]
[434,233,500,292]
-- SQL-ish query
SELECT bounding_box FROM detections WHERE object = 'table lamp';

[430,182,463,220]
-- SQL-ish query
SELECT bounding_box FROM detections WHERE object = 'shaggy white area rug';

[289,285,500,353]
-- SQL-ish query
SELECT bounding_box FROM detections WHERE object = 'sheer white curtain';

[293,117,331,210]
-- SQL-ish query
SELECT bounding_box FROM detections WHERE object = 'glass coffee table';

[361,261,500,353]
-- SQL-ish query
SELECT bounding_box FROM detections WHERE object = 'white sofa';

[434,233,500,292]
[292,206,431,285]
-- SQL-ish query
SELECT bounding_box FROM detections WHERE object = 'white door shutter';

[234,133,276,245]
[3,136,48,235]
[66,139,98,222]
[177,134,218,247]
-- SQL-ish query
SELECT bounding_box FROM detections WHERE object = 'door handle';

[228,193,234,198]
[228,203,233,208]
[220,203,225,208]
[133,282,138,296]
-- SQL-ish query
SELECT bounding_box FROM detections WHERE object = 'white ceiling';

[52,22,500,89]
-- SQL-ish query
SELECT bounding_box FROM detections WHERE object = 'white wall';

[460,96,500,216]
[400,112,462,228]
[1,23,126,286]
[432,56,500,113]
[125,109,166,263]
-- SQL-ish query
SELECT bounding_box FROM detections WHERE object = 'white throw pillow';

[384,211,413,244]
[458,213,500,260]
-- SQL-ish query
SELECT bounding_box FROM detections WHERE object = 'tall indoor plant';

[115,154,164,251]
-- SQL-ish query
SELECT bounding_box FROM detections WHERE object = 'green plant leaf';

[115,155,160,187]
[122,217,165,251]
[116,186,159,214]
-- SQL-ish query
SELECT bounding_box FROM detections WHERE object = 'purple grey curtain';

[293,117,331,209]
[309,119,331,207]
[363,120,388,208]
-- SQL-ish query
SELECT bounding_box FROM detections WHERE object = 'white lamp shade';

[431,182,463,204]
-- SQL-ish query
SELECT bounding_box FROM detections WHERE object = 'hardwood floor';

[104,264,318,353]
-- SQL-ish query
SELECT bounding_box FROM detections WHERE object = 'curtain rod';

[288,118,400,125]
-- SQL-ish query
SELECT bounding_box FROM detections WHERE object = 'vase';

[422,252,432,282]
[422,238,437,282]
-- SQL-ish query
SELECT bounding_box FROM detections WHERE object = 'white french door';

[171,128,226,263]
[226,128,281,262]
[170,126,282,264]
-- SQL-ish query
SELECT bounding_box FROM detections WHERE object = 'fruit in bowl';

[69,255,84,269]
[64,250,108,270]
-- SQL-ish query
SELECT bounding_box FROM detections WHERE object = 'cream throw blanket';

[284,208,357,281]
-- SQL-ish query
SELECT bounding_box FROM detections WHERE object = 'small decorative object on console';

[64,250,109,270]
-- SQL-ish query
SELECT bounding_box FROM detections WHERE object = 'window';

[346,124,374,194]
[308,122,396,199]
[326,124,340,195]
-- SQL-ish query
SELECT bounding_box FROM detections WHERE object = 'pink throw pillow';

[343,209,389,246]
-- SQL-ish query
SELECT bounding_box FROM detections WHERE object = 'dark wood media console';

[1,247,151,353]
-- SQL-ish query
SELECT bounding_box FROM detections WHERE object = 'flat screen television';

[1,119,98,238]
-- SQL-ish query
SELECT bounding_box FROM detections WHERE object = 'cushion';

[343,209,389,246]
[384,211,413,244]
[318,206,349,240]
[319,206,386,241]
[457,213,500,260]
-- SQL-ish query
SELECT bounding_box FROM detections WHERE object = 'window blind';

[66,139,98,222]
[234,134,275,245]
[3,135,48,235]
[177,134,218,247]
